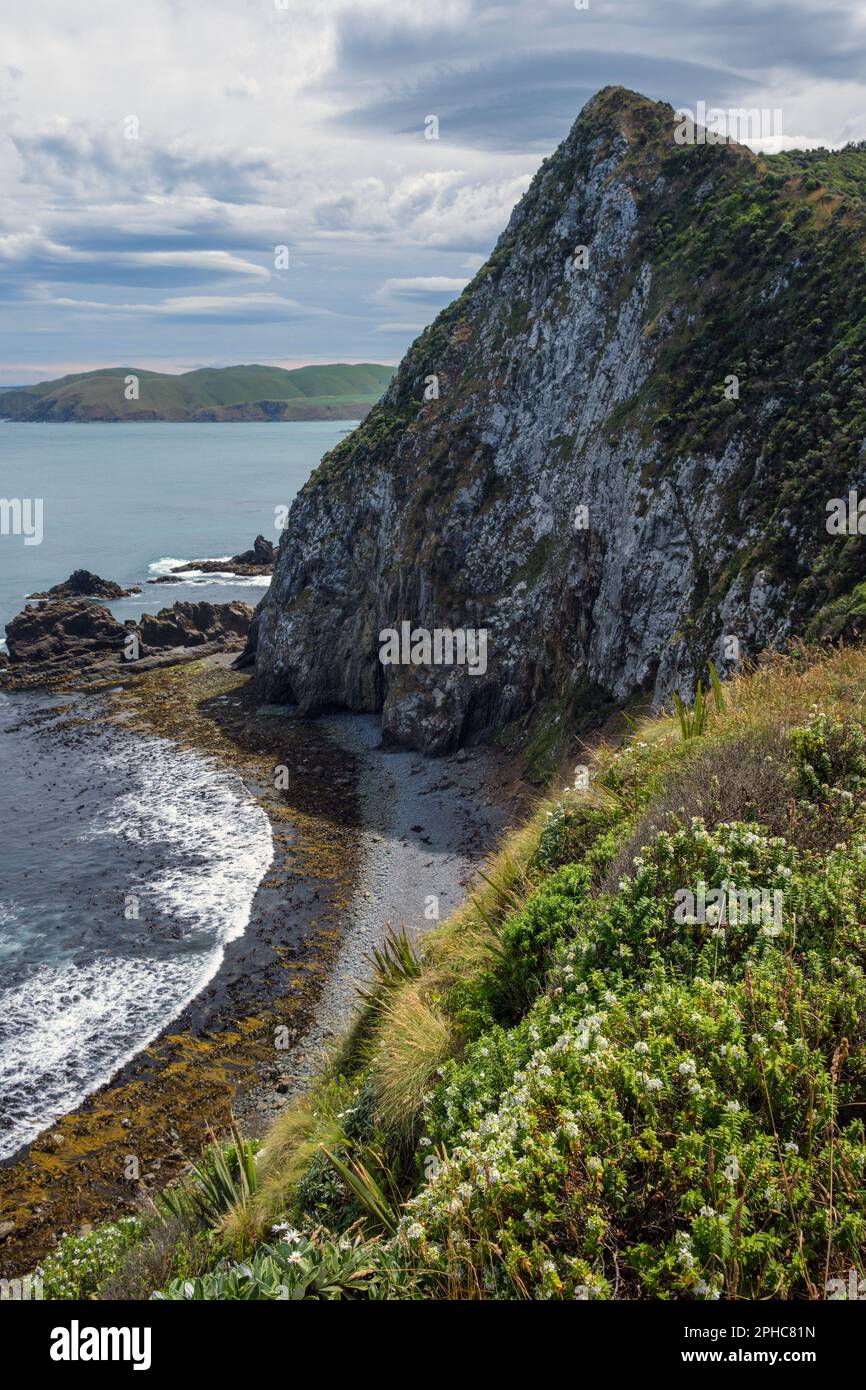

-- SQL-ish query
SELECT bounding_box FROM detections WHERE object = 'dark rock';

[1,594,254,686]
[27,569,139,600]
[5,598,128,664]
[139,600,253,652]
[155,536,276,582]
[232,534,275,566]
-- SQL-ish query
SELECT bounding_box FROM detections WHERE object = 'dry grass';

[224,1085,349,1242]
[367,977,458,1139]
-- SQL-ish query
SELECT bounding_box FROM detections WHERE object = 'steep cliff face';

[253,86,866,755]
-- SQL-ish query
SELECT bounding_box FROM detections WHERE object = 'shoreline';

[0,656,521,1277]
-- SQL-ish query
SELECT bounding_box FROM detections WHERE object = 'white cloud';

[2,0,866,375]
[44,292,317,319]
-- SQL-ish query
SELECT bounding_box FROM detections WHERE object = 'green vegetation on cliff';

[49,642,866,1300]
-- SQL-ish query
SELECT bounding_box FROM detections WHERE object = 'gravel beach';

[263,711,518,1107]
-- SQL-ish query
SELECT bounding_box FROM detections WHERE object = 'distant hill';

[0,363,395,422]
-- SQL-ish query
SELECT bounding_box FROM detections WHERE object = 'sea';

[0,421,349,1158]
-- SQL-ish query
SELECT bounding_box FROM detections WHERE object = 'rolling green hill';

[0,363,395,422]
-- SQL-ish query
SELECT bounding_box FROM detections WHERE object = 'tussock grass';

[225,1083,350,1242]
[367,978,457,1139]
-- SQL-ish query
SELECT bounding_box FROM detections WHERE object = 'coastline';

[0,655,521,1277]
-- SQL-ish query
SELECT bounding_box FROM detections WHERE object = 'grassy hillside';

[0,363,395,422]
[38,642,866,1300]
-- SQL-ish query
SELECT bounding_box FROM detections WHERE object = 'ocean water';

[0,421,347,1157]
[0,420,351,638]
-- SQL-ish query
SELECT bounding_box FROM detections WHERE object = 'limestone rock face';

[252,87,866,754]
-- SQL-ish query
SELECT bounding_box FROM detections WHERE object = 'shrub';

[35,1218,142,1300]
[406,953,866,1299]
[790,714,866,799]
[99,1217,213,1301]
[153,1126,261,1231]
[153,1230,404,1301]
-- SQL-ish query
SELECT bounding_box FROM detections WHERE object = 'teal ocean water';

[0,421,347,1157]
[0,420,350,638]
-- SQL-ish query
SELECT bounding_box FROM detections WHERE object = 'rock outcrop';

[138,601,253,650]
[148,536,276,582]
[27,570,140,601]
[251,86,866,755]
[5,599,129,665]
[2,597,253,684]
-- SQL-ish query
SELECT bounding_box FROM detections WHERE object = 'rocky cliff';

[253,86,866,756]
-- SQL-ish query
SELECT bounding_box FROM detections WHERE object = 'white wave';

[0,734,273,1159]
[147,555,270,588]
[147,555,194,575]
[89,736,273,946]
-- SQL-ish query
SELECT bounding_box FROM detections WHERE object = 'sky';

[2,0,866,383]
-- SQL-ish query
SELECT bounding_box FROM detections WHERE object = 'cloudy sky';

[2,0,866,382]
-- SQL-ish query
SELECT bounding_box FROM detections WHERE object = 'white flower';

[406,1222,425,1241]
[784,1141,799,1155]
[271,1223,303,1244]
[634,1041,650,1054]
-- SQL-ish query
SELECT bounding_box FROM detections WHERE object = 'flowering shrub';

[35,1218,141,1300]
[403,954,866,1298]
[394,812,866,1298]
[790,713,866,799]
[561,817,866,984]
[537,801,622,871]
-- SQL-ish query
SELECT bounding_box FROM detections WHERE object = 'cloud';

[3,0,866,377]
[376,321,428,333]
[40,292,322,322]
[374,275,470,304]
